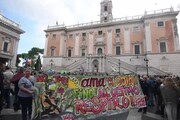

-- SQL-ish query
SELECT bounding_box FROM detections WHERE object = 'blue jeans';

[19,96,33,120]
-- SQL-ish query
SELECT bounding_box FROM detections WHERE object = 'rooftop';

[46,7,178,31]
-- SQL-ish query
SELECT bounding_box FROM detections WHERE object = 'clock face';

[103,12,108,17]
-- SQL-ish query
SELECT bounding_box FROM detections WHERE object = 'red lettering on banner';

[74,100,86,114]
[61,113,75,120]
[112,97,122,109]
[81,78,105,87]
[122,96,130,108]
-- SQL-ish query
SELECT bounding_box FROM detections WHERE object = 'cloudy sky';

[0,0,180,54]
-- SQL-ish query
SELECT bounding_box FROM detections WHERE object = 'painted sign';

[32,74,146,120]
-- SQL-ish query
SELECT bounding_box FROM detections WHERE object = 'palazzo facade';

[0,12,24,69]
[43,0,180,75]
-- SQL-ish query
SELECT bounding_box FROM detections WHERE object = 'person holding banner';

[18,67,34,120]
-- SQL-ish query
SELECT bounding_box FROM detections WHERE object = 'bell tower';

[100,0,113,22]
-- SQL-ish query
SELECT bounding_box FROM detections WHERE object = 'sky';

[0,0,180,54]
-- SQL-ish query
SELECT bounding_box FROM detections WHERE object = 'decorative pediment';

[67,46,73,49]
[50,46,56,49]
[156,37,167,42]
[131,41,142,45]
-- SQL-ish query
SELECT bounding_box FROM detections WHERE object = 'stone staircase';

[49,55,169,75]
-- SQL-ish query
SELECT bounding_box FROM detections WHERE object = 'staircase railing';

[106,56,137,73]
[149,66,170,75]
[136,65,170,75]
[66,58,87,72]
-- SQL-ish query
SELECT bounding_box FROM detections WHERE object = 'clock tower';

[100,0,113,22]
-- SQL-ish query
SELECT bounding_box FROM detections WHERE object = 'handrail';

[149,66,170,75]
[106,56,137,73]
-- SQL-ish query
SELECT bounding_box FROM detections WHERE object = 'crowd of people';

[138,74,180,120]
[0,62,180,120]
[0,63,35,120]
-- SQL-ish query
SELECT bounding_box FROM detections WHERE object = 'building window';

[159,42,166,52]
[116,46,120,55]
[134,45,140,54]
[3,42,8,52]
[82,33,86,41]
[133,26,140,32]
[51,48,55,56]
[157,21,164,27]
[104,17,107,21]
[116,29,120,33]
[82,49,85,56]
[104,6,107,11]
[68,49,72,57]
[69,34,73,39]
[97,48,103,54]
[52,34,56,39]
[82,33,86,37]
[98,31,102,35]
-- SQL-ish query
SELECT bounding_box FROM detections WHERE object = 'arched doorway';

[92,59,99,72]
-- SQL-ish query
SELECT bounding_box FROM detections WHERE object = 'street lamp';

[144,58,149,76]
[50,59,54,69]
[119,59,121,75]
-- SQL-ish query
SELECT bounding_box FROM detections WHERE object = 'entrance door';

[92,59,99,72]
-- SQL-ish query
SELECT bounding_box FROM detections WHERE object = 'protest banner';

[32,74,146,120]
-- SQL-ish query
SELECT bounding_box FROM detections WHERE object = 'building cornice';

[44,8,179,33]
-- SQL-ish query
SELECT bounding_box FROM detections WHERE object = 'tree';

[16,47,44,68]
[35,55,42,71]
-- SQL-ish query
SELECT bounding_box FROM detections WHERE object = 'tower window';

[104,6,107,11]
[104,17,107,21]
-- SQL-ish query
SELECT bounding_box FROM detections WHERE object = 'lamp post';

[144,58,149,76]
[119,59,120,75]
[50,59,54,69]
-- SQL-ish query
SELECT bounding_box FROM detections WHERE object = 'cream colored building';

[43,0,180,75]
[0,13,24,69]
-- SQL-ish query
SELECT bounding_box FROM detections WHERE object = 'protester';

[160,77,180,120]
[147,76,156,107]
[0,63,5,114]
[18,67,34,120]
[11,67,24,111]
[138,75,149,114]
[3,66,13,108]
